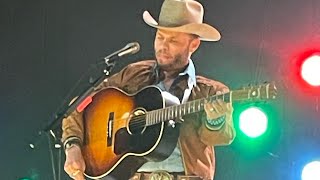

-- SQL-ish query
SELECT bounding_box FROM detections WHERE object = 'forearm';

[61,110,85,148]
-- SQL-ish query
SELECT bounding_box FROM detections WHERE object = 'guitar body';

[82,86,180,179]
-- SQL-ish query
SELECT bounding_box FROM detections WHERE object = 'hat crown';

[142,0,221,41]
[158,0,204,27]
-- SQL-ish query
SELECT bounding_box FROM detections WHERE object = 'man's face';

[154,29,198,71]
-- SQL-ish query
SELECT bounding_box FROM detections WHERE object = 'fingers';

[204,102,221,120]
[65,166,85,180]
[64,144,86,179]
[204,103,215,113]
[204,89,233,119]
[71,170,85,180]
[205,99,229,115]
[65,163,85,180]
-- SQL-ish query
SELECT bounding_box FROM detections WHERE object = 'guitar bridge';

[107,112,114,147]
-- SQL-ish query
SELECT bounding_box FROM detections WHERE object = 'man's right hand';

[64,145,86,180]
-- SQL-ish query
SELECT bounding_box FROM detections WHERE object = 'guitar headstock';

[243,82,277,101]
[225,82,278,102]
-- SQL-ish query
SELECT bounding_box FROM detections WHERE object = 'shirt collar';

[178,59,197,87]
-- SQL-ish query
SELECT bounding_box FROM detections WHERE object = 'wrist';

[205,115,226,131]
[63,137,82,151]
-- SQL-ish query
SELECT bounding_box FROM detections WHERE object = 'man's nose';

[159,39,169,50]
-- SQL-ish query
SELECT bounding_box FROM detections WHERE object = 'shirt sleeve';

[196,76,236,146]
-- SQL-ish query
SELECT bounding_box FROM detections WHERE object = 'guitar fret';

[151,112,153,125]
[171,106,174,120]
[152,111,154,125]
[146,114,149,126]
[156,109,159,124]
[175,106,178,119]
[182,105,184,116]
[167,108,169,121]
[161,109,167,121]
[193,101,195,113]
[161,109,166,120]
[185,103,187,114]
[165,107,168,120]
[181,105,184,117]
[149,114,152,126]
[172,106,175,120]
[165,108,169,120]
[159,109,161,123]
[179,104,184,117]
[171,107,173,119]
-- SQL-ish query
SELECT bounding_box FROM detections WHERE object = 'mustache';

[156,50,171,57]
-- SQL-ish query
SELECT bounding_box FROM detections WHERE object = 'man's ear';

[189,38,201,54]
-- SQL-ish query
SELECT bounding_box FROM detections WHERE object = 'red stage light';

[300,54,320,87]
[290,50,320,95]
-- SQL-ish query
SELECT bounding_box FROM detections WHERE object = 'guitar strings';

[120,93,236,130]
[124,97,212,130]
[121,88,266,131]
[111,88,263,129]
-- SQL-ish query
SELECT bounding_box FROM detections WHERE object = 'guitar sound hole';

[127,108,147,135]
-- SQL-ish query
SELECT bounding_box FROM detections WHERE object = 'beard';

[156,48,189,72]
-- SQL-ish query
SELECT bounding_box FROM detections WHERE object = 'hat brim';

[143,11,221,41]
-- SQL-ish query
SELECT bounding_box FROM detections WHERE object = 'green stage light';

[239,107,268,138]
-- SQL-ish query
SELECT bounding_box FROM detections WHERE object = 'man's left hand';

[204,99,232,120]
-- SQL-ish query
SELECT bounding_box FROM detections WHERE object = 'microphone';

[104,42,140,63]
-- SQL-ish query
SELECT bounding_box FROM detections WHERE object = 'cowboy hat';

[143,0,221,41]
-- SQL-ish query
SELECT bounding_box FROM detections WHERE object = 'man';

[62,0,236,179]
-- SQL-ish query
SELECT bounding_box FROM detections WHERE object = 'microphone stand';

[29,55,118,180]
[44,60,115,137]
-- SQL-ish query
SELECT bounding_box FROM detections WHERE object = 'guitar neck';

[145,84,273,126]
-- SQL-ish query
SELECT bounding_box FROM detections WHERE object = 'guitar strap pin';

[168,120,176,128]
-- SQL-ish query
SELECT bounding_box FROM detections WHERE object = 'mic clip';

[104,42,140,65]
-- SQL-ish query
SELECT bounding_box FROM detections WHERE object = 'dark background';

[1,0,320,179]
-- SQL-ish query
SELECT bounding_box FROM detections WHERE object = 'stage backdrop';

[0,0,320,179]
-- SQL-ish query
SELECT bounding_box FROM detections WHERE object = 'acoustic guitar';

[81,83,277,179]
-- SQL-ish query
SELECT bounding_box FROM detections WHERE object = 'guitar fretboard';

[145,83,275,127]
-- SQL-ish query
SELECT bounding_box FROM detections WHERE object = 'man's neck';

[163,70,180,80]
[163,63,188,79]
[162,65,188,90]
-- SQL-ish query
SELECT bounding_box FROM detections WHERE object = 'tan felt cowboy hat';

[143,0,221,41]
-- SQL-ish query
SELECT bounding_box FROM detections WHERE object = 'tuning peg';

[242,83,252,90]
